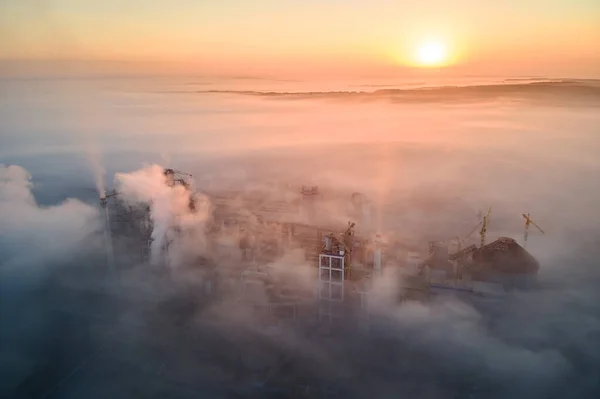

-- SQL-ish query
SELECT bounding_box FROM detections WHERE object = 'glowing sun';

[415,40,448,67]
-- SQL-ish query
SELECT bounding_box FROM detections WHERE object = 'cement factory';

[27,165,548,397]
[99,167,546,330]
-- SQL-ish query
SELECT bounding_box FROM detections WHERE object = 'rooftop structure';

[471,236,540,275]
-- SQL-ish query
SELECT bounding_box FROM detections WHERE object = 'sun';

[415,40,448,67]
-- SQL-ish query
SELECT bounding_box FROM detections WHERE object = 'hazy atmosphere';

[1,1,600,398]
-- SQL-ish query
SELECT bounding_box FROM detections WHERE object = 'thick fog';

[1,77,599,398]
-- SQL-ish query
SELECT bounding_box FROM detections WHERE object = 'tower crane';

[522,213,545,248]
[460,219,482,250]
[444,217,482,261]
[479,206,492,247]
[452,208,490,251]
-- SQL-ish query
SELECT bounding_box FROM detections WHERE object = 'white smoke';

[86,149,106,198]
[115,164,212,267]
[0,164,102,269]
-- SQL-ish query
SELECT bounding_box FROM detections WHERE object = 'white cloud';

[0,164,102,269]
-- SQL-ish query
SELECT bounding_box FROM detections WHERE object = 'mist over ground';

[1,76,599,398]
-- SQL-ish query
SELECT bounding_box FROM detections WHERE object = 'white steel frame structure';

[318,253,345,322]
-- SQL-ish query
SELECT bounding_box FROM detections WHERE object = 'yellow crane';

[479,206,492,247]
[456,207,490,249]
[522,213,545,249]
[435,211,484,260]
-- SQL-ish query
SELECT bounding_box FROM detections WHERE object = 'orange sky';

[1,0,599,78]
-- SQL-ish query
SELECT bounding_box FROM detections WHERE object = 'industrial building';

[98,167,544,330]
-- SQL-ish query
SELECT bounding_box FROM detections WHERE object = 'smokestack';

[101,198,115,269]
[373,234,382,273]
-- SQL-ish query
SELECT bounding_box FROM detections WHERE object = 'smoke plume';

[86,149,106,198]
[115,164,212,267]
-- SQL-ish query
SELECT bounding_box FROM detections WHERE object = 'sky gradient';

[1,0,599,78]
